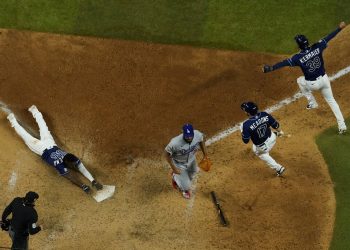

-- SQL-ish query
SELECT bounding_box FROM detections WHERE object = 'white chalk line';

[0,102,17,189]
[8,170,17,191]
[205,65,350,146]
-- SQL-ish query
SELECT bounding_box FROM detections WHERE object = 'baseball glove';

[199,156,212,172]
[262,65,273,73]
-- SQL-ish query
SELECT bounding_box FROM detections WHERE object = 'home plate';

[93,185,116,202]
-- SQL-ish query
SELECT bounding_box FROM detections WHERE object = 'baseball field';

[0,1,349,249]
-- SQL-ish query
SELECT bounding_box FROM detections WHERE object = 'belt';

[305,73,325,81]
[256,134,273,147]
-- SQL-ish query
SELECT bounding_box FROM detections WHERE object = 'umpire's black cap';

[25,191,39,203]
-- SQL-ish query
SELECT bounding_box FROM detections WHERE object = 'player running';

[164,124,208,199]
[240,102,285,177]
[263,21,347,134]
[7,105,103,193]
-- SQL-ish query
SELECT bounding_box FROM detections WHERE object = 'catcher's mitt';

[199,156,212,172]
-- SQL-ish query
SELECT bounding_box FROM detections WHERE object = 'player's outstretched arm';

[322,21,346,43]
[263,59,291,73]
[199,139,208,160]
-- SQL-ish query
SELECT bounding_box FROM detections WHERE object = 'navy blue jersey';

[41,146,69,175]
[242,112,279,145]
[271,27,341,81]
[287,41,326,80]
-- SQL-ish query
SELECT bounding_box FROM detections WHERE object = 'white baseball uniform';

[297,75,346,130]
[8,106,94,181]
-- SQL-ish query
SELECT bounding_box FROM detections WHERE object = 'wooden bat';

[210,191,228,226]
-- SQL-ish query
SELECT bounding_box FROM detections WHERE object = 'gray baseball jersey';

[165,130,204,169]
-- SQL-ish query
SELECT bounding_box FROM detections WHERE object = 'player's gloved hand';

[339,21,346,29]
[81,184,91,193]
[263,65,273,73]
[275,130,285,137]
[1,219,10,231]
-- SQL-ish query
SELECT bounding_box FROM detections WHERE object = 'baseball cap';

[182,123,194,138]
[241,102,258,116]
[25,191,39,203]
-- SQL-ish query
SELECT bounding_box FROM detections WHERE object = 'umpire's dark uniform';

[1,192,41,250]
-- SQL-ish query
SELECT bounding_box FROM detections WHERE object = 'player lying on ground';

[263,21,347,134]
[7,105,103,193]
[240,102,285,177]
[164,124,208,199]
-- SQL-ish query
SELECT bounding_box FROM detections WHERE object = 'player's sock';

[77,162,94,182]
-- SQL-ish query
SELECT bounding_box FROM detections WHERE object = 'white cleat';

[306,103,318,110]
[7,113,17,127]
[338,128,347,135]
[28,105,38,114]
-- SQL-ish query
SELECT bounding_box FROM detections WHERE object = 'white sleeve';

[165,143,174,155]
[195,130,204,142]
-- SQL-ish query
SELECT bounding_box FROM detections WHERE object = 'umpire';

[1,191,41,250]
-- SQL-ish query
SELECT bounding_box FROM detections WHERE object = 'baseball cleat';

[338,128,347,135]
[7,113,17,127]
[276,167,285,177]
[81,184,91,193]
[306,103,318,110]
[92,180,103,190]
[182,190,191,199]
[28,105,39,114]
[7,113,16,122]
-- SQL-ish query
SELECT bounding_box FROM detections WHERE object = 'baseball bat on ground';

[210,191,228,226]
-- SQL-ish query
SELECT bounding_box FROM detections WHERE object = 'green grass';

[316,118,350,250]
[0,1,349,53]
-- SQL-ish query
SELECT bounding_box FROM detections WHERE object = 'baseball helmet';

[182,123,194,138]
[294,34,309,50]
[24,191,39,204]
[241,102,258,116]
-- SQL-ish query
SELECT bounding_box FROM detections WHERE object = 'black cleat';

[92,180,103,190]
[276,167,285,177]
[81,184,91,193]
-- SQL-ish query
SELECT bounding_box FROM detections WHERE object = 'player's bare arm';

[164,150,181,175]
[199,139,208,160]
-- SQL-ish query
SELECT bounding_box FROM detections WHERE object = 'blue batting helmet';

[182,123,194,138]
[241,102,258,116]
[294,34,309,50]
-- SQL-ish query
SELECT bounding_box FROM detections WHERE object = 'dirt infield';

[0,28,349,249]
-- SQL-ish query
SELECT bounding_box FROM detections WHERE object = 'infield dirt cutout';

[0,28,350,249]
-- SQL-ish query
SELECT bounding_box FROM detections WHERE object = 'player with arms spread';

[7,105,103,193]
[240,102,285,177]
[263,21,347,134]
